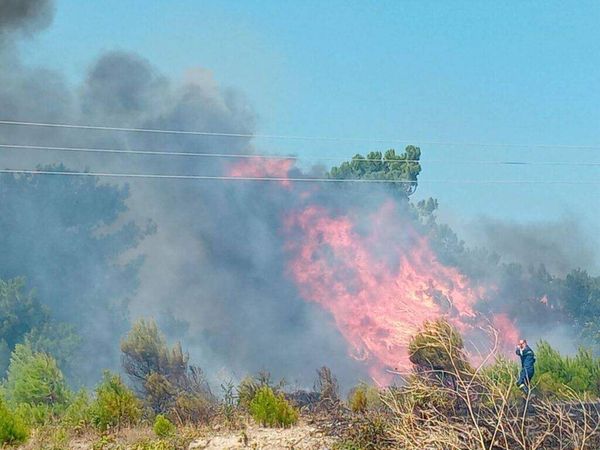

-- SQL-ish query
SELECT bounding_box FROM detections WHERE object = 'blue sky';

[20,0,600,236]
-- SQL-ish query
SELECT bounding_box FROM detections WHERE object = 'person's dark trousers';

[517,368,534,395]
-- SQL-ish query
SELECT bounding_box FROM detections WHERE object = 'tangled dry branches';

[380,321,600,450]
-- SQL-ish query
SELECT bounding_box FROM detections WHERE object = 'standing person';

[515,339,536,395]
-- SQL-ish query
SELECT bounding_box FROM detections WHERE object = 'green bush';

[481,356,521,400]
[348,383,382,413]
[4,344,70,407]
[62,390,93,429]
[0,397,28,445]
[535,341,600,397]
[249,386,298,428]
[153,414,175,437]
[12,402,55,427]
[237,371,284,410]
[90,371,141,431]
[349,387,367,413]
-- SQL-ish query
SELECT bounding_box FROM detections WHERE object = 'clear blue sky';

[20,0,600,237]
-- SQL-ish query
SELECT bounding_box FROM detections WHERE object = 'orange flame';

[285,201,518,382]
[227,158,294,187]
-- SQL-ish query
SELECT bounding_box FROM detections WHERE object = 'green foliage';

[121,319,188,385]
[153,414,175,437]
[348,383,382,413]
[13,402,58,427]
[0,277,80,379]
[0,397,28,445]
[62,390,93,429]
[120,320,215,423]
[0,278,47,374]
[328,147,421,196]
[349,387,367,413]
[23,321,80,376]
[562,270,600,347]
[90,371,141,431]
[0,167,152,382]
[237,371,284,410]
[4,344,70,407]
[249,386,298,428]
[481,355,521,400]
[535,341,600,397]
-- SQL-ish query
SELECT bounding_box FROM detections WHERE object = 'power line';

[2,143,600,167]
[1,119,599,149]
[0,168,598,184]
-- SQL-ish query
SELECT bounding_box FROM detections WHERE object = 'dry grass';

[381,323,600,450]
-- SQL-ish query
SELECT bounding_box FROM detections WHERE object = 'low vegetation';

[1,317,600,449]
[249,386,299,428]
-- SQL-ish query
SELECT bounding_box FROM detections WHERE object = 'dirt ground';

[188,421,335,450]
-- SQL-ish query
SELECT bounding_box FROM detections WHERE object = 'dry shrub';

[315,366,340,403]
[381,319,600,450]
[121,320,216,425]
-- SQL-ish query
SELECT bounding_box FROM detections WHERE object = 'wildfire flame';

[226,158,520,382]
[285,201,518,383]
[227,158,294,187]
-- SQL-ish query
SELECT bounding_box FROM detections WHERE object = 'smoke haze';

[0,0,595,389]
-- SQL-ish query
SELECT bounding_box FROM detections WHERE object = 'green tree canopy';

[0,278,78,376]
[0,165,152,382]
[4,344,70,407]
[328,146,422,196]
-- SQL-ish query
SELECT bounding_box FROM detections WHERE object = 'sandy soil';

[188,422,335,449]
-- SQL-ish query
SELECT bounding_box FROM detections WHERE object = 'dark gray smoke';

[469,217,597,276]
[0,0,54,34]
[0,0,367,388]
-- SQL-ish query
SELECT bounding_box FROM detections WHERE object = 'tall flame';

[224,158,519,382]
[285,201,517,382]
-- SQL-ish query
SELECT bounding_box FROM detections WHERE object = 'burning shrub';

[249,386,298,428]
[90,371,141,431]
[408,319,471,373]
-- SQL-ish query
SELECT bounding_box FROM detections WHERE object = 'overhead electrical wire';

[1,143,600,167]
[1,119,600,149]
[1,168,599,184]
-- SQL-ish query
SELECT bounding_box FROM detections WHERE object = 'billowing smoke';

[0,0,54,34]
[0,0,366,387]
[468,218,597,277]
[0,0,593,389]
